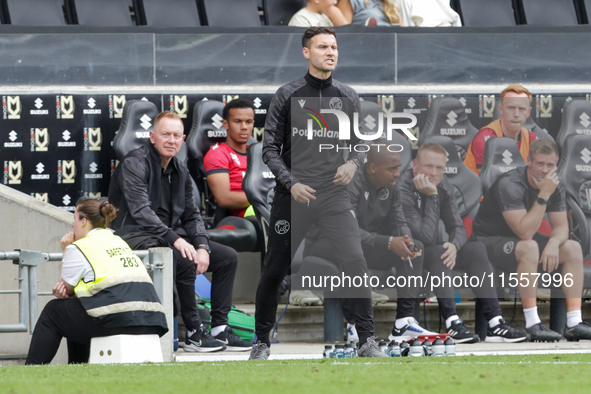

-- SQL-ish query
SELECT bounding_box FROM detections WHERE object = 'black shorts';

[475,233,550,273]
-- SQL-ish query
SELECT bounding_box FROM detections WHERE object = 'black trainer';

[564,321,591,342]
[447,319,480,344]
[248,341,270,360]
[183,325,227,353]
[213,326,253,351]
[525,322,562,342]
[485,319,530,343]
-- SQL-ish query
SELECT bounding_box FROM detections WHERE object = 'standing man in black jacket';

[109,111,252,353]
[398,143,528,343]
[250,26,384,359]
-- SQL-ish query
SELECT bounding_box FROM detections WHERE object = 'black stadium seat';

[479,136,527,194]
[199,0,260,27]
[555,99,591,153]
[5,0,68,25]
[67,0,133,26]
[456,0,518,27]
[557,134,591,256]
[243,142,276,251]
[134,0,201,27]
[359,100,412,173]
[263,0,305,26]
[519,0,580,26]
[419,97,479,160]
[112,100,160,160]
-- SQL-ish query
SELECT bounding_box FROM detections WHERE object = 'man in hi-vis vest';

[26,199,168,364]
[464,85,538,175]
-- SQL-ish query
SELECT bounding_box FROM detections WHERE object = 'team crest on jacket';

[275,220,290,235]
[378,188,389,200]
[503,241,514,254]
[329,97,343,111]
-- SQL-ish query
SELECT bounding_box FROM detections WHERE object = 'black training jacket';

[263,72,365,193]
[397,168,466,251]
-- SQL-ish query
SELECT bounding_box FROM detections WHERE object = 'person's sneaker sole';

[183,343,226,353]
[450,335,480,344]
[485,335,530,343]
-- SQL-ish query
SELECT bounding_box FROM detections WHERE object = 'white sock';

[446,315,460,329]
[395,317,412,329]
[567,310,583,328]
[523,307,542,328]
[347,323,355,330]
[488,316,503,328]
[210,325,227,337]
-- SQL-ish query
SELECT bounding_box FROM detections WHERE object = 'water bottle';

[334,344,345,358]
[378,340,389,355]
[409,338,423,357]
[422,339,433,357]
[323,345,333,359]
[388,341,401,357]
[350,341,358,357]
[344,343,355,358]
[432,337,445,357]
[445,337,456,356]
[399,341,410,357]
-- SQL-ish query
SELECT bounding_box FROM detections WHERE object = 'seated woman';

[336,0,401,26]
[26,199,168,365]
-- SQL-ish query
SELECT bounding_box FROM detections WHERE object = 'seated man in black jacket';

[109,111,252,353]
[305,144,431,342]
[398,142,528,343]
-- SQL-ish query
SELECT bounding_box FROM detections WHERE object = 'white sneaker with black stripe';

[485,319,529,343]
[447,318,480,344]
[388,318,437,342]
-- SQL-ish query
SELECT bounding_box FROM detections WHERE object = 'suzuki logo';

[364,114,376,131]
[62,195,71,206]
[459,97,467,106]
[407,98,416,109]
[60,95,75,119]
[581,148,591,164]
[8,161,23,184]
[211,113,224,130]
[87,98,96,108]
[34,128,50,152]
[254,97,262,109]
[174,95,188,118]
[7,96,22,119]
[62,130,71,141]
[446,111,458,127]
[35,163,45,174]
[9,131,17,142]
[581,113,591,128]
[34,98,43,109]
[502,150,513,165]
[140,114,152,130]
[88,128,102,151]
[89,162,98,173]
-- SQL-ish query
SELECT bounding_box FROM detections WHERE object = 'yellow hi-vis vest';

[73,229,167,332]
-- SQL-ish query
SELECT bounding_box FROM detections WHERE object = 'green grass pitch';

[2,354,591,394]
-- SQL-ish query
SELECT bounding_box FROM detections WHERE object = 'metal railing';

[0,247,174,361]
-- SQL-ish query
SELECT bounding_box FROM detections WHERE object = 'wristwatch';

[536,197,548,205]
[197,244,211,254]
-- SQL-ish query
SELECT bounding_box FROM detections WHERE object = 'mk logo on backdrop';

[3,96,22,119]
[537,95,553,118]
[31,128,49,152]
[84,128,102,151]
[109,95,126,118]
[57,95,75,119]
[479,95,495,118]
[34,193,49,203]
[4,161,23,185]
[223,95,239,104]
[253,127,264,142]
[171,95,188,118]
[379,95,395,114]
[57,160,76,184]
[89,192,101,198]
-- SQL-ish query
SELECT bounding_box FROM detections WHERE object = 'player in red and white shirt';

[204,99,255,218]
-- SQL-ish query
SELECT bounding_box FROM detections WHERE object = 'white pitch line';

[175,348,591,363]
